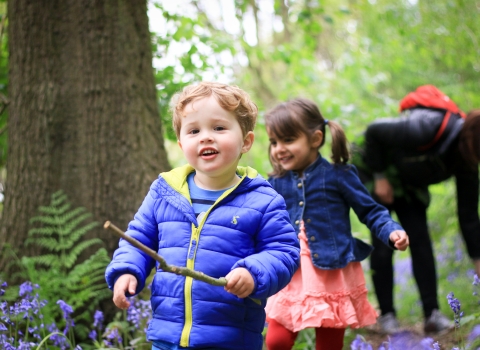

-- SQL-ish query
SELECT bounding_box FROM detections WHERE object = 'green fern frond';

[60,222,100,247]
[56,208,90,229]
[58,212,95,236]
[26,254,61,268]
[51,191,69,206]
[28,227,57,235]
[67,248,110,288]
[24,190,112,336]
[67,270,108,290]
[25,237,59,249]
[29,215,64,227]
[67,275,107,291]
[63,238,104,268]
[27,226,57,238]
[35,202,72,218]
[32,206,84,227]
[60,206,89,223]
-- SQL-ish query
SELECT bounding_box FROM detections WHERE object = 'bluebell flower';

[47,322,69,348]
[127,297,152,332]
[447,292,461,313]
[93,310,104,330]
[447,292,463,328]
[89,329,97,341]
[19,282,35,297]
[0,280,7,295]
[0,322,7,331]
[467,323,480,349]
[418,337,433,348]
[56,300,73,318]
[18,339,37,350]
[468,324,480,341]
[432,341,440,350]
[473,274,479,286]
[56,300,75,334]
[447,271,459,282]
[350,334,373,350]
[105,327,122,345]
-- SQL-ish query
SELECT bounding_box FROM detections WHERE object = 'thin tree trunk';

[1,0,170,273]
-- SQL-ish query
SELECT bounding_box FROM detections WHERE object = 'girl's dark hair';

[459,109,480,166]
[265,98,349,177]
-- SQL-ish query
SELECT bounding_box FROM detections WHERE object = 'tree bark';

[1,0,170,273]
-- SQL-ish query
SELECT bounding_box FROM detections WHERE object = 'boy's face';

[178,96,254,189]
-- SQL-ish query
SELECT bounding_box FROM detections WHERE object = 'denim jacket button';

[306,218,311,223]
[313,253,319,258]
[310,236,315,241]
[297,183,302,188]
[295,220,300,225]
[299,201,304,206]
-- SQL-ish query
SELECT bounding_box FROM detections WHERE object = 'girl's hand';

[113,274,138,309]
[389,230,409,251]
[374,178,394,204]
[224,267,254,298]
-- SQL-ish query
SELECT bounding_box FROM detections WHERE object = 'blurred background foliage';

[147,0,480,174]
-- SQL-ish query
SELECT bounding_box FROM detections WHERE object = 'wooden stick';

[104,221,227,287]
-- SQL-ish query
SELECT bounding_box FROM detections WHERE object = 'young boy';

[105,82,300,350]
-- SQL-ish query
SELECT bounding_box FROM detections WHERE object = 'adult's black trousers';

[370,195,438,318]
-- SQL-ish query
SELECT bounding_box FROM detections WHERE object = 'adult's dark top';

[361,107,480,258]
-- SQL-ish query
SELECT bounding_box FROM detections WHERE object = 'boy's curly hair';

[171,82,258,138]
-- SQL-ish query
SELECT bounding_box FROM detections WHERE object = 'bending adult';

[353,106,480,335]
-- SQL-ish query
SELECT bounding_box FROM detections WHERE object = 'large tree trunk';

[0,0,170,272]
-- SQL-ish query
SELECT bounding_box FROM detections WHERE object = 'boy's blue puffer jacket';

[105,165,300,350]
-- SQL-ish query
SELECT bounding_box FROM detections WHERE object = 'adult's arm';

[455,165,480,260]
[364,108,443,172]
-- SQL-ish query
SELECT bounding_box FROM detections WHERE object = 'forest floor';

[360,321,460,349]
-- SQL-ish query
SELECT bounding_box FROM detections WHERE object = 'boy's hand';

[113,274,137,309]
[224,267,254,298]
[389,230,409,251]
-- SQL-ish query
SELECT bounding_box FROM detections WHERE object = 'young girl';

[263,98,409,350]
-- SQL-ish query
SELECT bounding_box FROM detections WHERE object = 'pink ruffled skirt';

[265,224,378,332]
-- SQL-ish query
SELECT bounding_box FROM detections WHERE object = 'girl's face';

[268,130,322,175]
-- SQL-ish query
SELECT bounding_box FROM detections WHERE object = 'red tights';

[265,318,346,350]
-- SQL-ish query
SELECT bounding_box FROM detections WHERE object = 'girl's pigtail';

[327,120,350,164]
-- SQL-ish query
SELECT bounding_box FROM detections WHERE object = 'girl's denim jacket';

[268,155,402,270]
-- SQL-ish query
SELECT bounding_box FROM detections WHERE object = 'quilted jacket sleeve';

[231,193,300,300]
[105,181,160,295]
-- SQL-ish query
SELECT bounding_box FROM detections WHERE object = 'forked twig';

[104,221,227,287]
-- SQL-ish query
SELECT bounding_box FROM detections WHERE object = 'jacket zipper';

[179,177,245,347]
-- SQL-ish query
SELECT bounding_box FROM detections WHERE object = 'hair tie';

[324,119,329,125]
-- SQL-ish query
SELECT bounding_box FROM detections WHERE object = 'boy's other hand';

[113,274,138,309]
[389,230,409,251]
[224,267,254,298]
